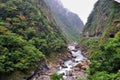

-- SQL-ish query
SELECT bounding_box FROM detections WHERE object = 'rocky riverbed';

[30,43,89,80]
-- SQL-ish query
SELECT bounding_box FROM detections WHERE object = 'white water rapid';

[57,45,87,80]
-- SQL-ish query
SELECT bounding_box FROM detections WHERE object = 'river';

[57,44,88,80]
[31,44,88,80]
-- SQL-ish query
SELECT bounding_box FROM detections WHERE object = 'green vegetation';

[0,33,45,73]
[45,0,84,41]
[83,0,120,37]
[80,0,120,79]
[87,32,120,80]
[50,73,62,80]
[80,32,120,80]
[80,37,100,53]
[0,0,66,79]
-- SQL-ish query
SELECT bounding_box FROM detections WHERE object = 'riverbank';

[31,44,89,80]
[30,51,73,80]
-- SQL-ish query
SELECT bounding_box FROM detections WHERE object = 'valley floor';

[31,44,89,80]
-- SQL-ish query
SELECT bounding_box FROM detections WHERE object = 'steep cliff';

[0,0,66,79]
[80,0,120,79]
[83,0,120,37]
[45,0,84,41]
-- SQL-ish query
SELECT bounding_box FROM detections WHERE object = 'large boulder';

[27,60,49,80]
[75,62,83,68]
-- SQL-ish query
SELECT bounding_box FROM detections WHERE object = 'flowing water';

[57,45,87,79]
[31,44,88,80]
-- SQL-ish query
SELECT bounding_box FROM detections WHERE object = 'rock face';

[83,0,120,37]
[27,51,73,80]
[27,60,49,80]
[45,0,84,40]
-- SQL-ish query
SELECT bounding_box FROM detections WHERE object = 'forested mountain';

[45,0,84,41]
[80,0,120,79]
[0,0,66,79]
[0,0,120,79]
[83,0,120,37]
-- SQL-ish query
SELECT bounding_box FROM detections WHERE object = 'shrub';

[50,73,63,80]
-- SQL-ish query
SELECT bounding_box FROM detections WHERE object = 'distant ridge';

[45,0,84,41]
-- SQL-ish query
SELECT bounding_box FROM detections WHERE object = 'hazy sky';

[60,0,98,24]
[115,0,120,3]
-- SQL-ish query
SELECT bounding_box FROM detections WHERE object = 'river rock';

[81,64,89,70]
[81,66,86,70]
[31,44,88,80]
[69,72,73,76]
[72,49,78,52]
[62,65,68,68]
[74,68,80,71]
[75,62,83,68]
[66,71,73,76]
[75,45,79,48]
[87,60,90,64]
[75,60,79,63]
[27,60,49,80]
[72,56,77,58]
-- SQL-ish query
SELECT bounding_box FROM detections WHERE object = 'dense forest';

[80,0,120,79]
[0,0,120,80]
[0,0,66,79]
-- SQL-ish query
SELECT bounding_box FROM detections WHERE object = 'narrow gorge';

[0,0,120,80]
[29,43,89,80]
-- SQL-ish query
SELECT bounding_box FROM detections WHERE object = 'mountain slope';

[0,0,66,79]
[80,0,120,79]
[83,0,120,37]
[45,0,84,41]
